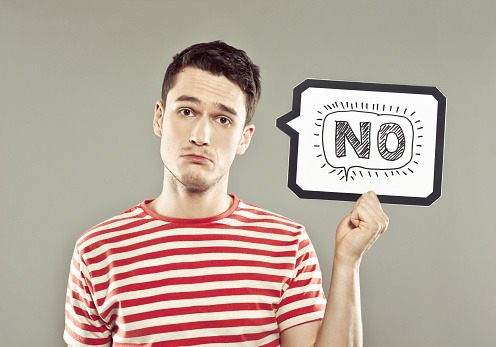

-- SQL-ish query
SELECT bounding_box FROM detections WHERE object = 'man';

[64,41,388,347]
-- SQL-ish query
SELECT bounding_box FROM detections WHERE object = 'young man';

[64,41,389,347]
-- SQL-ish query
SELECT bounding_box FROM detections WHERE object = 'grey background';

[1,0,495,346]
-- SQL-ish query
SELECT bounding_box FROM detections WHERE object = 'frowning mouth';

[181,154,213,164]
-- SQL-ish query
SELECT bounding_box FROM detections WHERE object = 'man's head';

[161,41,261,125]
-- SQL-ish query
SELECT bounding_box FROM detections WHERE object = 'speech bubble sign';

[276,79,446,206]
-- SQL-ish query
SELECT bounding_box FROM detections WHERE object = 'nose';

[189,116,210,146]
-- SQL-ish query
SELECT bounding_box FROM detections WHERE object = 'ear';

[236,124,255,155]
[153,101,164,137]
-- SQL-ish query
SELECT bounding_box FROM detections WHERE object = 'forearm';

[314,258,363,347]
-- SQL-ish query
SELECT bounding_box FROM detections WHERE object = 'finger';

[350,191,378,222]
[359,191,388,227]
[337,213,353,230]
[366,191,389,234]
[350,191,388,234]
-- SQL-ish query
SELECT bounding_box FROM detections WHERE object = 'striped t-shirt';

[64,196,326,346]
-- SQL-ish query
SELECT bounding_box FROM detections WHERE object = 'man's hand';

[281,191,389,347]
[334,191,389,267]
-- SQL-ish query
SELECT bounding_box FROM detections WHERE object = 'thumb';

[336,213,353,234]
[349,212,360,229]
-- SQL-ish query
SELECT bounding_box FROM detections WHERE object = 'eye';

[216,116,231,125]
[179,108,193,117]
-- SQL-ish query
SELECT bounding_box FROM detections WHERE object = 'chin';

[178,174,214,193]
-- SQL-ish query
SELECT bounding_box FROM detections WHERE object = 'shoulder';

[231,198,307,237]
[74,201,152,254]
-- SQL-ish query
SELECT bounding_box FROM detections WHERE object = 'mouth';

[181,154,213,164]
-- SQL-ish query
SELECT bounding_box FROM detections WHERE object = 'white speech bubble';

[322,111,414,180]
[276,79,446,206]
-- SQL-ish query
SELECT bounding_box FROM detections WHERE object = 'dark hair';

[161,41,261,125]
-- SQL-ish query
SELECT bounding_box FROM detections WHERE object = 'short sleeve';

[63,246,112,347]
[276,228,327,332]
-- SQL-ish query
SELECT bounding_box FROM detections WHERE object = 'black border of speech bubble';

[276,79,446,206]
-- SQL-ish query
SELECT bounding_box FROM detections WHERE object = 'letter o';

[378,123,405,161]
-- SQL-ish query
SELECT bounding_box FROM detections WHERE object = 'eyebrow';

[175,95,238,117]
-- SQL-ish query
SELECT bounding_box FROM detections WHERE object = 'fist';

[334,191,389,266]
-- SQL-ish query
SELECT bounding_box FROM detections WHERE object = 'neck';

[147,172,233,219]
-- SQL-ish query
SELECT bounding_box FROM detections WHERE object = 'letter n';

[335,121,371,158]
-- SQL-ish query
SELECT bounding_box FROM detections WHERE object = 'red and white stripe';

[64,196,326,346]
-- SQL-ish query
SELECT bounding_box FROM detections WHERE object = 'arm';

[280,191,389,347]
[64,247,112,347]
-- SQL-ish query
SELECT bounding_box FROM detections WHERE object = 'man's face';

[153,67,254,193]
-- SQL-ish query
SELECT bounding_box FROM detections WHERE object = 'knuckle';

[370,218,381,230]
